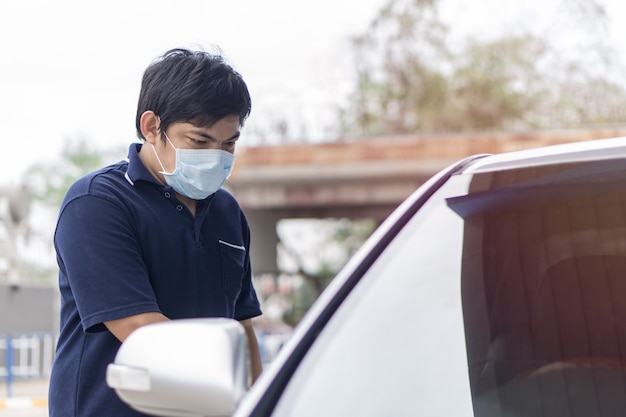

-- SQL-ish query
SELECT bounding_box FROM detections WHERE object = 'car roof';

[461,136,626,174]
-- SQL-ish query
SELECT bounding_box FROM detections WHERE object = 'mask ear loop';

[151,142,169,174]
[151,116,176,174]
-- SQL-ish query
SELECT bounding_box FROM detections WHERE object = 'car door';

[239,148,626,417]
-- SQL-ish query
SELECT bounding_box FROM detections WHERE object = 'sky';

[0,0,391,185]
[1,0,626,185]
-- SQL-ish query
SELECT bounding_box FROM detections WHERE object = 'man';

[49,48,263,417]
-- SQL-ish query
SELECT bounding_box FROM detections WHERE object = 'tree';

[444,34,549,131]
[342,0,450,135]
[340,0,626,136]
[277,218,376,326]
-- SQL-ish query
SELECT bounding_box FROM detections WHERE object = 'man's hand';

[240,318,263,384]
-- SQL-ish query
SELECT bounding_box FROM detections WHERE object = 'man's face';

[155,115,241,173]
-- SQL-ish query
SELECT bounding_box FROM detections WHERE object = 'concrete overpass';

[226,127,626,273]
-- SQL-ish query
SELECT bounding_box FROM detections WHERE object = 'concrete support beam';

[246,210,281,275]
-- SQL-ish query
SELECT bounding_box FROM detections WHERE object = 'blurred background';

[1,0,626,410]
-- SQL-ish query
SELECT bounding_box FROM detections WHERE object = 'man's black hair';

[135,48,252,140]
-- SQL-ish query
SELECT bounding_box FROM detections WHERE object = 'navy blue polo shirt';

[49,143,261,417]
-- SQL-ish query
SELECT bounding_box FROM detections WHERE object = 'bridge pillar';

[247,210,281,275]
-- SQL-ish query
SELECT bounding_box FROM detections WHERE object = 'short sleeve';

[55,194,161,332]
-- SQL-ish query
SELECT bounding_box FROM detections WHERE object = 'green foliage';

[446,35,547,130]
[278,218,376,325]
[341,0,626,136]
[346,0,451,135]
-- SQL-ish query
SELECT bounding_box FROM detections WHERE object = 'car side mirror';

[107,318,249,417]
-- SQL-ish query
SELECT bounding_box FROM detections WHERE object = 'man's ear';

[140,111,161,145]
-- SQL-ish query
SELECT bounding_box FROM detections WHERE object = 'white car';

[107,136,626,417]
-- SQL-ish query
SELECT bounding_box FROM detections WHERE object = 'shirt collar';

[125,142,163,186]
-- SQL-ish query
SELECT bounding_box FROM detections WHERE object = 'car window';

[270,175,475,417]
[456,159,626,417]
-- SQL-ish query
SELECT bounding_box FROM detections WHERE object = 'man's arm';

[240,318,263,384]
[105,312,170,342]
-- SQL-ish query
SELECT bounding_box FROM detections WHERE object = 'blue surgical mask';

[151,133,235,200]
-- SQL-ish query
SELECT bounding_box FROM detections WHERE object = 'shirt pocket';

[218,240,245,299]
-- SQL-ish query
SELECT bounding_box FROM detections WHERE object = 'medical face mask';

[151,133,235,200]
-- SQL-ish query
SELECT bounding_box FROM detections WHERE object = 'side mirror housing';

[107,318,249,417]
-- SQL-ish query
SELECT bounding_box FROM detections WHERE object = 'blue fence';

[0,333,57,397]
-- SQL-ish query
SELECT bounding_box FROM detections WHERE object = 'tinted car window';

[271,175,475,417]
[453,159,626,417]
